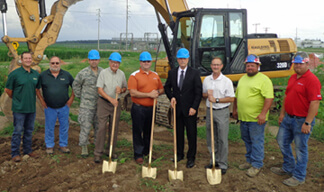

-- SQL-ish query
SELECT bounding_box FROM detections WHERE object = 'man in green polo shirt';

[5,52,41,162]
[36,56,75,155]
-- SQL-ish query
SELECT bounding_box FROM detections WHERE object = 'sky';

[1,0,324,41]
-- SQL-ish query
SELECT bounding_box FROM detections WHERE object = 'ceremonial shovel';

[168,103,183,181]
[102,93,119,174]
[206,101,222,185]
[142,98,157,179]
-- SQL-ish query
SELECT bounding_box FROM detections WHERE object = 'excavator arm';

[1,0,82,73]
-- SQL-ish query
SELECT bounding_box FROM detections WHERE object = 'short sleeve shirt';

[203,73,235,109]
[96,67,127,99]
[5,66,40,113]
[40,69,74,108]
[235,72,274,122]
[128,68,163,107]
[285,70,322,117]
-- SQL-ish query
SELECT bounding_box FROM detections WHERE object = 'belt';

[99,96,119,103]
[209,106,229,111]
[133,103,153,108]
[287,113,305,119]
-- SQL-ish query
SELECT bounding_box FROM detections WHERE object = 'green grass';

[120,111,132,125]
[197,124,242,142]
[139,178,167,192]
[0,111,4,116]
[312,123,324,142]
[69,113,78,122]
[0,123,14,136]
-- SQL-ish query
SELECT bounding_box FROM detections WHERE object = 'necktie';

[179,70,184,90]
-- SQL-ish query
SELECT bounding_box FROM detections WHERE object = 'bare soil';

[0,119,323,192]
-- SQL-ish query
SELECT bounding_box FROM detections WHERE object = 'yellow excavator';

[0,0,296,126]
[145,0,297,126]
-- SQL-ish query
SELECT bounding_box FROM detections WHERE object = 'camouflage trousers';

[78,107,98,146]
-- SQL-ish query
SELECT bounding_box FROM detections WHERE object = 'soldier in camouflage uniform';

[73,50,103,157]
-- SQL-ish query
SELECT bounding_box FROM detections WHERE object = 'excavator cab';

[170,8,248,77]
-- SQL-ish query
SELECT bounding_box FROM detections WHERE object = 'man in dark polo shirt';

[5,52,41,162]
[36,56,75,154]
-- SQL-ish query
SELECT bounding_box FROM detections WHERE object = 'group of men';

[5,48,321,187]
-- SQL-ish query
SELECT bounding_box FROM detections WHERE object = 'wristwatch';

[304,122,310,126]
[216,98,220,103]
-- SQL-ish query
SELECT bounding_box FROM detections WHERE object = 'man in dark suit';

[164,48,202,168]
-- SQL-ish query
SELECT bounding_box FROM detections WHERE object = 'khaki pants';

[94,97,121,156]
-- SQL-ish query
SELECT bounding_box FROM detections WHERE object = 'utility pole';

[252,23,260,33]
[97,8,101,50]
[264,27,270,33]
[126,0,129,51]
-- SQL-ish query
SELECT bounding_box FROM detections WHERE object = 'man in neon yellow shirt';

[233,54,274,177]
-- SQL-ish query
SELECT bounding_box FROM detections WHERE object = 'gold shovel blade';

[206,168,222,185]
[168,169,184,181]
[142,166,157,179]
[102,160,117,174]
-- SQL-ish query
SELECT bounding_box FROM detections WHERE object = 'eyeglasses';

[50,62,60,65]
[141,61,151,63]
[211,64,222,67]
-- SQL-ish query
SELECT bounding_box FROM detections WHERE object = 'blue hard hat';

[244,54,261,65]
[292,52,309,64]
[109,52,122,63]
[176,48,189,59]
[139,51,152,61]
[88,49,100,60]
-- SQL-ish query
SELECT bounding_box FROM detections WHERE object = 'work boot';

[270,167,292,176]
[59,147,70,154]
[239,162,251,170]
[94,155,101,164]
[81,146,88,157]
[283,177,305,187]
[46,148,54,155]
[246,167,261,177]
[12,155,21,162]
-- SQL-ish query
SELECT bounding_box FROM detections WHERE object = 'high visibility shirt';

[285,69,322,117]
[235,72,274,122]
[128,68,163,107]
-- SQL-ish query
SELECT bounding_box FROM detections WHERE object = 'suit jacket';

[164,66,202,117]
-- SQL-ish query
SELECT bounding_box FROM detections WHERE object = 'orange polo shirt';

[128,68,163,106]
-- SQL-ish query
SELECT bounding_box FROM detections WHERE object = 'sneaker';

[246,167,261,177]
[239,162,251,170]
[81,146,88,157]
[46,148,54,155]
[12,155,21,162]
[59,147,70,154]
[283,177,305,187]
[270,167,292,176]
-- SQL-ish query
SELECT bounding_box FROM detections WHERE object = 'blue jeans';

[276,114,314,182]
[44,105,70,148]
[11,112,36,158]
[240,121,266,169]
[131,103,153,159]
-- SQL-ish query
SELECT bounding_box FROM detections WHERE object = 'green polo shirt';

[5,66,40,113]
[40,69,74,108]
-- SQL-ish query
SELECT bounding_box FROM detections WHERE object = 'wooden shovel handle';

[148,98,156,166]
[109,93,119,162]
[173,103,178,169]
[210,105,216,169]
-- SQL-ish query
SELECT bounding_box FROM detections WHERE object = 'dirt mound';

[0,121,323,191]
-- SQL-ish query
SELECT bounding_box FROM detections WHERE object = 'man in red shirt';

[270,52,322,187]
[128,52,164,164]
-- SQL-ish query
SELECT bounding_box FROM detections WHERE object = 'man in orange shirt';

[128,52,164,164]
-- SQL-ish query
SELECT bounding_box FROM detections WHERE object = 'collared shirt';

[5,66,40,113]
[128,68,163,106]
[73,66,103,109]
[96,67,127,99]
[285,69,322,117]
[235,72,274,122]
[203,73,235,109]
[40,69,74,108]
[177,66,187,87]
